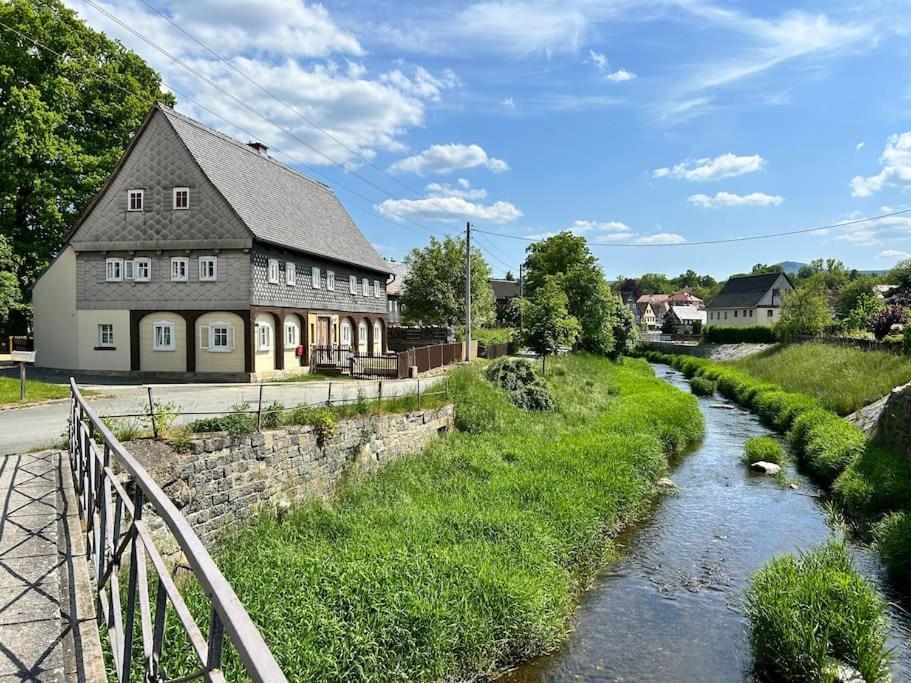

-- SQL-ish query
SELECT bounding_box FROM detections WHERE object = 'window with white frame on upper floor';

[134,258,151,282]
[198,256,218,282]
[327,270,335,290]
[311,266,321,289]
[256,322,273,350]
[173,187,189,210]
[127,189,144,212]
[153,321,176,351]
[170,257,188,282]
[267,258,280,284]
[373,280,381,298]
[285,262,296,286]
[362,277,369,296]
[349,275,357,295]
[105,258,123,282]
[97,323,114,347]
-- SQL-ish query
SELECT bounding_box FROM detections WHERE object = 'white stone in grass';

[749,461,781,475]
[656,477,677,489]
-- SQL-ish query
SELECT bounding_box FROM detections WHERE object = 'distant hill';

[775,261,806,274]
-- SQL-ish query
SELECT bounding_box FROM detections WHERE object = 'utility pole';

[465,221,472,361]
[519,263,524,338]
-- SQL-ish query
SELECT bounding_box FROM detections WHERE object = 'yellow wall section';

[33,247,78,369]
[196,312,245,374]
[139,312,187,372]
[77,310,131,371]
[254,313,275,373]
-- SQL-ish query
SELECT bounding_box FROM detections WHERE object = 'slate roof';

[159,105,389,274]
[490,278,521,300]
[707,272,791,309]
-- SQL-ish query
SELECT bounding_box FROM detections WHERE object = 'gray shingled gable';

[159,106,390,275]
[707,272,791,309]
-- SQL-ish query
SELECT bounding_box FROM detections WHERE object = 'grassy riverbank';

[176,355,703,681]
[729,343,911,415]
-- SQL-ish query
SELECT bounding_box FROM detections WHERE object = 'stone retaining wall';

[641,341,773,361]
[145,405,454,555]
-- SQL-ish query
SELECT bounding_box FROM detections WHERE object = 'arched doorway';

[340,318,354,350]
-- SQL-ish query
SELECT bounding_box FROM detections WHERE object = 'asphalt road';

[0,376,445,456]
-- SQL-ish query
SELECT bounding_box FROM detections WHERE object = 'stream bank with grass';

[163,355,703,681]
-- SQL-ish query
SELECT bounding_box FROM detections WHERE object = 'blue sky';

[67,0,911,279]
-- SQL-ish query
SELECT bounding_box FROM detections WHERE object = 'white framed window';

[285,321,299,346]
[173,187,189,210]
[267,258,280,284]
[362,277,369,296]
[124,259,135,280]
[373,321,381,354]
[326,270,335,291]
[340,320,352,347]
[349,275,357,295]
[134,257,151,282]
[97,324,114,347]
[256,322,273,351]
[105,258,123,282]
[152,321,176,351]
[285,262,296,286]
[170,257,188,282]
[127,189,144,212]
[311,266,321,289]
[199,323,235,352]
[373,280,381,298]
[358,320,368,353]
[198,256,217,282]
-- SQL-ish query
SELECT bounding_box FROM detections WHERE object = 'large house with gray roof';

[32,104,392,380]
[706,272,794,328]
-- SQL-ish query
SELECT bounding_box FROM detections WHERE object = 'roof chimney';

[247,141,268,155]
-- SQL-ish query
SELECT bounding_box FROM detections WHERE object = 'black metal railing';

[310,345,353,369]
[68,379,287,683]
[349,354,399,379]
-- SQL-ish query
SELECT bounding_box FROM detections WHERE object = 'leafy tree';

[836,277,884,333]
[869,305,906,341]
[751,263,784,274]
[521,278,580,372]
[504,270,514,281]
[522,231,634,357]
[661,313,677,335]
[0,236,22,325]
[775,284,832,340]
[637,272,673,294]
[1,0,173,331]
[889,259,911,293]
[401,236,495,327]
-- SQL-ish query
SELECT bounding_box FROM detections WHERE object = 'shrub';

[152,400,179,438]
[187,402,256,436]
[485,357,554,411]
[874,512,911,581]
[869,305,906,341]
[689,376,716,396]
[798,417,866,485]
[285,406,338,444]
[905,325,911,354]
[261,401,285,429]
[832,446,911,519]
[702,326,777,344]
[746,542,890,683]
[744,437,783,465]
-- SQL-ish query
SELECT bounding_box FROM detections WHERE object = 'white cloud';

[65,0,458,166]
[377,183,521,223]
[834,213,911,245]
[587,49,608,70]
[879,249,910,259]
[653,153,766,182]
[856,142,865,151]
[688,191,784,207]
[850,131,911,197]
[389,143,509,175]
[606,68,637,82]
[634,233,686,245]
[502,97,516,108]
[567,219,632,234]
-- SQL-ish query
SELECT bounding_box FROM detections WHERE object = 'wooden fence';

[485,341,516,360]
[312,341,470,379]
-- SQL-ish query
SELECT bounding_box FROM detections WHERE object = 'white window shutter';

[228,325,236,350]
[199,325,209,349]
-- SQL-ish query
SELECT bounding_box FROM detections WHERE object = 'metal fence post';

[146,386,158,440]
[378,380,383,405]
[327,381,333,406]
[256,383,264,431]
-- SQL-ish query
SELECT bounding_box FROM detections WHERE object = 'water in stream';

[505,363,911,682]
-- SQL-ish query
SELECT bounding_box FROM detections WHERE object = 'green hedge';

[688,376,716,396]
[744,436,783,465]
[874,511,911,581]
[702,326,777,344]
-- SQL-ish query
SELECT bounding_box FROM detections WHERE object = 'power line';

[473,208,911,248]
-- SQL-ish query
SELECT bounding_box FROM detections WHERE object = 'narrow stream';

[504,363,911,682]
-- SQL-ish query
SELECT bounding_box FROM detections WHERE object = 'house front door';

[317,317,330,347]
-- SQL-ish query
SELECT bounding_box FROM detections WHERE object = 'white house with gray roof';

[706,272,794,328]
[32,104,392,380]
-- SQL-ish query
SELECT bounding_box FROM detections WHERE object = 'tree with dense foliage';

[869,305,906,341]
[775,283,832,340]
[889,259,911,294]
[523,231,635,357]
[401,235,495,327]
[0,0,173,332]
[836,277,885,333]
[0,236,22,326]
[520,278,580,371]
[661,313,677,335]
[751,263,784,274]
[636,272,673,294]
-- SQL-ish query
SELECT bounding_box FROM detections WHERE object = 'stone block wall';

[145,405,453,555]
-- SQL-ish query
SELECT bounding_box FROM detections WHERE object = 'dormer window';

[127,190,144,212]
[173,187,189,210]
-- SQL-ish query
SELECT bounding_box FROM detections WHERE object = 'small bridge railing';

[67,379,287,683]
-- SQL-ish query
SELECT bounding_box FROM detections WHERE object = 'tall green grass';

[172,355,703,681]
[746,542,891,682]
[730,343,911,415]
